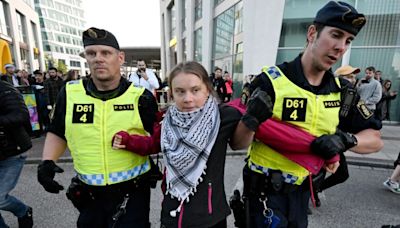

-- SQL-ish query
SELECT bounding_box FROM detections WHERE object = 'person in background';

[43,67,64,111]
[32,70,49,135]
[223,71,233,102]
[154,72,164,103]
[375,70,383,84]
[383,152,400,194]
[334,65,360,86]
[0,80,33,228]
[37,27,159,228]
[20,70,31,86]
[212,67,227,102]
[128,59,160,93]
[377,79,397,121]
[357,66,382,112]
[64,70,78,83]
[1,64,20,86]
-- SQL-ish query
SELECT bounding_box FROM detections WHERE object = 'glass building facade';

[34,0,86,74]
[1,0,45,72]
[160,0,400,121]
[212,1,243,97]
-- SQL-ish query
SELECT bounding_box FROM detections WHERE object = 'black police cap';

[82,27,120,50]
[314,1,366,36]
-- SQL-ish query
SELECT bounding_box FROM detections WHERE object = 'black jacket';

[161,105,242,228]
[0,80,32,160]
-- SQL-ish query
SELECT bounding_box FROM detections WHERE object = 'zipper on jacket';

[311,95,319,134]
[208,182,212,214]
[102,100,108,184]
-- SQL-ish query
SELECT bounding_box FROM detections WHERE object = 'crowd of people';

[209,67,234,103]
[334,65,398,121]
[0,1,399,228]
[0,64,80,136]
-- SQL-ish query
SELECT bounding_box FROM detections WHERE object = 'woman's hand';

[112,133,127,149]
[325,161,340,173]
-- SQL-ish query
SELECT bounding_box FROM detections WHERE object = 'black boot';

[313,188,321,207]
[18,206,33,228]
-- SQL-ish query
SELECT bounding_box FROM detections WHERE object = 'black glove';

[311,130,358,160]
[335,129,358,149]
[37,160,64,193]
[241,88,273,131]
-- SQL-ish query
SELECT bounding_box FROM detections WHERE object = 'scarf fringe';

[167,169,208,217]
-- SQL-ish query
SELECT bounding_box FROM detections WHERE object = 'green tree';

[44,54,68,74]
[57,60,68,74]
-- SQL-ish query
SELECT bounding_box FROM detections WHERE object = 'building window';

[349,0,400,122]
[213,7,234,60]
[31,22,40,48]
[212,2,243,98]
[194,0,202,21]
[0,1,10,36]
[214,0,225,7]
[234,1,243,35]
[168,2,176,40]
[16,12,28,43]
[181,0,186,32]
[194,28,202,62]
[70,60,81,67]
[182,38,187,62]
[20,48,30,72]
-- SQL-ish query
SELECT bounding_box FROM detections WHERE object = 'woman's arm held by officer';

[230,121,255,150]
[111,122,161,156]
[349,128,383,154]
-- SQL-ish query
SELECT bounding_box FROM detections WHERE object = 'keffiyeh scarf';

[161,96,220,203]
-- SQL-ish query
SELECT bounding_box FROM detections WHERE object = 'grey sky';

[83,0,161,47]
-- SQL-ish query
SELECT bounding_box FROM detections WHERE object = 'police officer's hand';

[311,129,357,160]
[311,134,346,160]
[335,129,358,150]
[37,160,64,193]
[241,88,273,131]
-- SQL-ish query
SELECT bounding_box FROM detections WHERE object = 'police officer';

[37,27,158,228]
[238,2,383,227]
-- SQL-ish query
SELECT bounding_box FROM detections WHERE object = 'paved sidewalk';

[26,124,400,168]
[345,123,400,168]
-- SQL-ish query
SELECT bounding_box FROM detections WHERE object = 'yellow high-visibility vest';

[65,80,150,186]
[248,66,341,185]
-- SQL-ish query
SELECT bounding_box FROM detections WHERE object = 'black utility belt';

[81,177,145,196]
[243,166,306,196]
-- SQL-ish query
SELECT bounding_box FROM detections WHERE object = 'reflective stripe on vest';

[65,80,150,186]
[248,66,341,185]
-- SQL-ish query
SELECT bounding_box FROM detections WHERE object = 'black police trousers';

[77,184,151,228]
[244,166,310,228]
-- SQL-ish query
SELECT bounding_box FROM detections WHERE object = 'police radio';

[340,87,357,118]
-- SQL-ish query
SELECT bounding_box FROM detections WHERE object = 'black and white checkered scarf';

[161,96,220,202]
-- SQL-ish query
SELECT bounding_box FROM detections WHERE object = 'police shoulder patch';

[356,100,373,119]
[266,66,282,80]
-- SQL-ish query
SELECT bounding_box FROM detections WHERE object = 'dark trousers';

[319,152,349,191]
[77,185,151,228]
[161,218,226,228]
[248,188,310,228]
[210,219,227,228]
